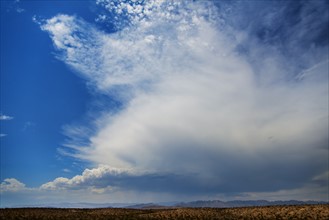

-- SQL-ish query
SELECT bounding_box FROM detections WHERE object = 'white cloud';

[40,15,83,50]
[38,0,328,200]
[0,178,26,192]
[0,114,13,137]
[40,165,131,191]
[0,114,13,120]
[62,168,71,173]
[16,8,25,13]
[95,14,107,23]
[4,0,25,14]
[1,164,327,208]
[40,1,221,94]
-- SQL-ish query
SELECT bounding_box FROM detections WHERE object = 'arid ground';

[1,205,328,219]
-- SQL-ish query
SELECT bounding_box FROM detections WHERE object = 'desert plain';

[1,204,328,220]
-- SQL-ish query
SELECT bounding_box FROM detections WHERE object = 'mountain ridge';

[175,200,328,208]
[5,200,328,209]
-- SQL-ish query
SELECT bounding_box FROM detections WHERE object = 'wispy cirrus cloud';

[8,0,326,204]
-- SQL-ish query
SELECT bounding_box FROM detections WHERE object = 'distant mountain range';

[8,200,328,209]
[125,203,172,209]
[174,200,328,208]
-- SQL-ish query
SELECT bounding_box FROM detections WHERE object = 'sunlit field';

[1,205,328,220]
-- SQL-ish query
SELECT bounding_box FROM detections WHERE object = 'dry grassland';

[1,204,328,219]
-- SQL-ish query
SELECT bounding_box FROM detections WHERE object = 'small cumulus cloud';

[0,114,13,137]
[0,178,26,193]
[41,165,131,191]
[1,164,327,207]
[0,114,14,120]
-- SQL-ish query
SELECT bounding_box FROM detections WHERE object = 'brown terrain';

[1,205,328,219]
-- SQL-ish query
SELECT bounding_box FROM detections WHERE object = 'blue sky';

[1,0,95,186]
[1,0,328,207]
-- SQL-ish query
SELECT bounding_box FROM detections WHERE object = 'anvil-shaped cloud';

[35,0,328,200]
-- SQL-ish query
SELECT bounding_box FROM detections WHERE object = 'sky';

[0,0,328,207]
